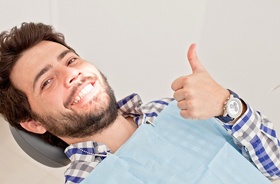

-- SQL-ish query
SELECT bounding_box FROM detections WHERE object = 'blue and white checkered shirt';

[64,93,280,183]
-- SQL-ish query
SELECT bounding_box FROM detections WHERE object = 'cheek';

[29,91,65,115]
[81,66,105,85]
[81,62,100,74]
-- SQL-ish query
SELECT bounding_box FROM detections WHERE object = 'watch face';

[227,98,242,118]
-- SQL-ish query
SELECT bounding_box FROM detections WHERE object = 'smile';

[72,83,94,105]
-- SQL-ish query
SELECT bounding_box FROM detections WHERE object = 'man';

[0,22,279,183]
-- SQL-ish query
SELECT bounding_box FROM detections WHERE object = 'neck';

[61,115,137,153]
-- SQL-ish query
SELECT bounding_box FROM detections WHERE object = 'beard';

[33,73,118,138]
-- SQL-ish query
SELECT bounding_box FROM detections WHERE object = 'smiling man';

[0,22,279,183]
[0,23,168,183]
[11,40,119,141]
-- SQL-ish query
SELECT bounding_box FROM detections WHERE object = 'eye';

[41,79,52,90]
[67,58,77,66]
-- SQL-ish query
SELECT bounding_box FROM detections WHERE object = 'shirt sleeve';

[220,102,280,181]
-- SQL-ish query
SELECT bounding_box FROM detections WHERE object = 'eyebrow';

[57,49,75,61]
[32,49,75,91]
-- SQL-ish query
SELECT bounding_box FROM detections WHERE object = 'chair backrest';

[9,125,70,167]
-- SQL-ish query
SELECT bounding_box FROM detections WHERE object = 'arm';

[171,43,280,180]
[223,101,280,180]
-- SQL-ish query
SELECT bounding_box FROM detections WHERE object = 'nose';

[61,66,82,88]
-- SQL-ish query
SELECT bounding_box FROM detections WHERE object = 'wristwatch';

[216,89,243,123]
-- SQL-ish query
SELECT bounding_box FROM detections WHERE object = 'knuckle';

[181,88,192,99]
[186,100,193,107]
[181,76,190,85]
[177,101,186,110]
[188,109,199,117]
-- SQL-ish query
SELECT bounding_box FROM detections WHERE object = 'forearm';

[221,103,280,180]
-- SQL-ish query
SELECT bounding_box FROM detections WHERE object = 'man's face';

[10,41,118,138]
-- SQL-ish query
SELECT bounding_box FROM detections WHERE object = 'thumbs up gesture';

[171,44,230,120]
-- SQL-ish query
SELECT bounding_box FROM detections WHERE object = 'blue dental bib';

[81,101,270,184]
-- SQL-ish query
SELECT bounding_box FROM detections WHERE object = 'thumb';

[187,43,205,73]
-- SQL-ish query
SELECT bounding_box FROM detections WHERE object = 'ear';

[20,120,47,134]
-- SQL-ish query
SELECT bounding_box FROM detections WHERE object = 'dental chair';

[9,125,70,167]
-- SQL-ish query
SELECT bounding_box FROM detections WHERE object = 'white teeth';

[73,84,93,105]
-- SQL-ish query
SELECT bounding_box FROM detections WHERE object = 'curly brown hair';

[0,22,74,148]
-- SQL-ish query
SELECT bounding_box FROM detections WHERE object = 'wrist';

[215,89,243,123]
[217,89,230,117]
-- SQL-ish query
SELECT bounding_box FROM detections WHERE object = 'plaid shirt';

[64,93,280,183]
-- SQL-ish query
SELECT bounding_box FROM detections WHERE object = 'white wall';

[199,0,280,132]
[1,0,280,183]
[51,0,207,102]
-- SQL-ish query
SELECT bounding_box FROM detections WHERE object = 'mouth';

[71,83,95,105]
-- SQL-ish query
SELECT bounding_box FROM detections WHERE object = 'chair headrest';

[9,125,70,167]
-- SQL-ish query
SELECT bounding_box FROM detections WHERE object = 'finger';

[187,43,205,73]
[180,108,199,120]
[173,89,184,101]
[177,99,189,110]
[171,76,185,91]
[173,86,195,103]
[180,109,192,119]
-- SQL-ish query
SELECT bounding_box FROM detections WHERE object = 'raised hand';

[171,43,229,120]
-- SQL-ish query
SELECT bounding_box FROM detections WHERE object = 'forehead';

[10,41,69,93]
